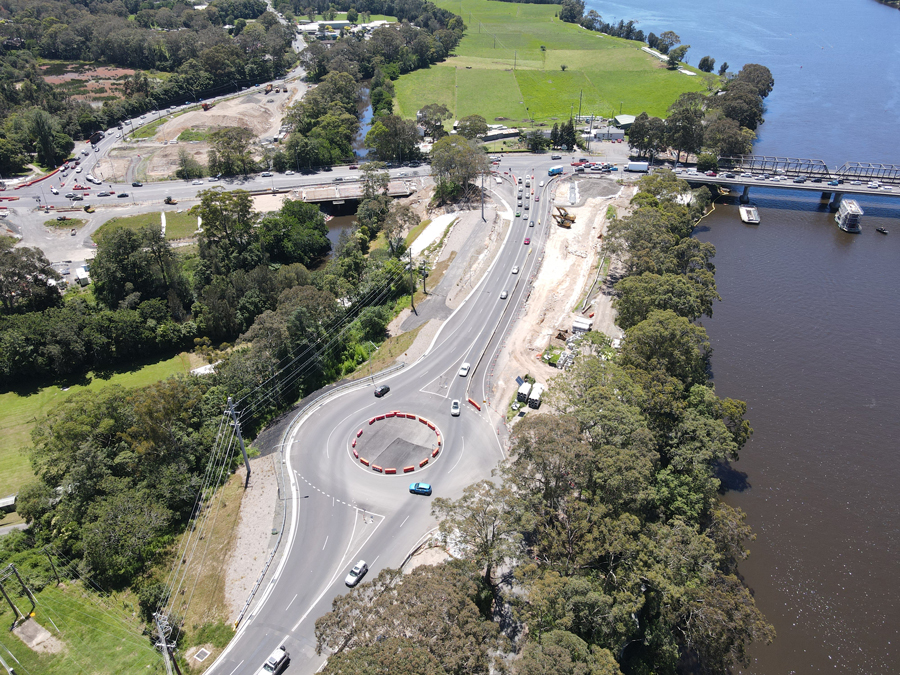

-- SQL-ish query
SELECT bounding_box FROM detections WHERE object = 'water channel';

[584,0,900,671]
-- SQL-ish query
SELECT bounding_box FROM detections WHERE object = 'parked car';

[344,560,368,587]
[451,400,460,416]
[458,362,471,377]
[374,384,390,397]
[409,482,433,496]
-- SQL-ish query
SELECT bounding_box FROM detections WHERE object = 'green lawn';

[96,210,199,241]
[395,0,713,123]
[177,127,212,142]
[0,584,165,675]
[0,353,194,496]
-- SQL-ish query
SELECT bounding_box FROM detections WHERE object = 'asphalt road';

[204,157,568,675]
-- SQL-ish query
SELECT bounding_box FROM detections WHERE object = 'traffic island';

[351,412,442,473]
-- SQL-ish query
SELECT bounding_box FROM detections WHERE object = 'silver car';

[345,560,368,587]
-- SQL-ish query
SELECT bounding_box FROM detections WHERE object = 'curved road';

[205,160,565,675]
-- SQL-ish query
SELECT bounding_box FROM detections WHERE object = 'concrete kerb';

[228,360,407,637]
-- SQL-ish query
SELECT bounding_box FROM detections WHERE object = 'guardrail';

[233,360,406,628]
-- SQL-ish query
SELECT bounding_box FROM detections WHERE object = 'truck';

[201,102,214,111]
[548,166,563,176]
[265,83,274,94]
[88,130,105,145]
[516,382,532,402]
[625,161,649,172]
[572,317,593,333]
[74,267,90,287]
[527,383,544,409]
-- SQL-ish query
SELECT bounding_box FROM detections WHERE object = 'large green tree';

[0,239,61,315]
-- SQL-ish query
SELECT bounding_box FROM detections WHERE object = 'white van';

[256,646,289,674]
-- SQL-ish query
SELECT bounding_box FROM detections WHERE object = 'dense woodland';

[314,172,774,675]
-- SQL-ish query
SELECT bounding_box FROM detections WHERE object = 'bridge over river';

[682,155,900,209]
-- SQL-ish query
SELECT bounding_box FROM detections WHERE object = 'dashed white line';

[322,536,328,550]
[400,515,409,528]
[286,594,297,611]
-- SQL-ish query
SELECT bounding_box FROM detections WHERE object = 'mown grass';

[395,0,712,122]
[43,217,86,229]
[96,210,199,241]
[178,128,212,142]
[0,353,194,496]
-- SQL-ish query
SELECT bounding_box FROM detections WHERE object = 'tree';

[627,112,666,161]
[560,64,568,72]
[619,309,712,389]
[654,31,679,55]
[614,272,720,330]
[322,638,444,675]
[718,61,729,76]
[28,109,72,167]
[208,126,256,175]
[360,161,390,200]
[558,0,585,24]
[418,103,452,140]
[383,202,418,255]
[515,633,622,675]
[666,93,705,163]
[456,114,488,140]
[715,82,765,130]
[704,117,755,156]
[346,7,358,23]
[698,55,715,73]
[0,240,61,314]
[431,480,518,587]
[257,199,330,266]
[365,115,419,162]
[525,129,549,153]
[192,188,258,275]
[733,63,774,98]
[696,152,718,172]
[666,44,689,69]
[431,136,489,202]
[176,147,205,179]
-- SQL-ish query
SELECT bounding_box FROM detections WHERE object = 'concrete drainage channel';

[351,412,443,473]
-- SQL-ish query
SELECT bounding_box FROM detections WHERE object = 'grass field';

[96,210,200,241]
[0,583,166,674]
[131,115,170,139]
[395,0,712,124]
[178,128,212,142]
[0,353,195,497]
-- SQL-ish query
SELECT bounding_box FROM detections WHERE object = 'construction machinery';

[201,102,214,111]
[164,196,177,205]
[552,206,576,228]
[265,83,274,94]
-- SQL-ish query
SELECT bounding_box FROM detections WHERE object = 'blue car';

[409,482,432,496]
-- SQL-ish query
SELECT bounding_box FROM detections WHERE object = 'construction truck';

[164,196,177,205]
[265,83,274,94]
[201,102,214,111]
[552,206,575,229]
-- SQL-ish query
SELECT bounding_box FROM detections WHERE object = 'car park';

[374,384,390,397]
[451,400,460,416]
[524,237,530,245]
[255,645,289,675]
[409,482,433,496]
[458,362,471,377]
[500,290,509,299]
[345,560,368,587]
[512,266,519,274]
[132,181,143,187]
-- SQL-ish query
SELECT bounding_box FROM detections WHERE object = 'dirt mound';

[156,95,278,142]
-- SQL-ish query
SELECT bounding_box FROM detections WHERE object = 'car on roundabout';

[451,400,460,416]
[458,362,471,377]
[409,482,433,496]
[345,560,368,587]
[374,384,390,397]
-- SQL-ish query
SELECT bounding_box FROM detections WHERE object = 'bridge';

[684,156,900,209]
[298,178,416,204]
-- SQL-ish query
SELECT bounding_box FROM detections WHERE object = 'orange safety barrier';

[404,466,415,473]
[419,417,428,424]
[385,468,397,474]
[372,464,383,473]
[360,458,370,466]
[356,429,363,438]
[468,398,481,411]
[419,458,429,468]
[407,413,416,419]
[427,422,435,430]
[432,448,439,458]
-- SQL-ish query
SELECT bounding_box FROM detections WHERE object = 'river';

[584,0,900,672]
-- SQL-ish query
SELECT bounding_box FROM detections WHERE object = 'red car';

[705,170,717,177]
[73,184,88,190]
[534,196,540,202]
[571,161,585,166]
[349,164,359,169]
[524,238,531,245]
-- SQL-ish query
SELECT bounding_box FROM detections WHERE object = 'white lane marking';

[291,508,385,632]
[322,536,328,550]
[449,436,465,473]
[372,555,380,565]
[399,515,409,528]
[286,594,297,611]
[227,661,244,675]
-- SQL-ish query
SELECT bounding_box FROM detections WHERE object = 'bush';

[697,153,718,172]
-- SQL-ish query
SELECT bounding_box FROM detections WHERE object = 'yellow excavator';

[552,206,576,228]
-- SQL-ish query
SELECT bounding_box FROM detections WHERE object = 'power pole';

[408,249,416,314]
[578,90,583,121]
[43,549,60,586]
[227,398,252,488]
[481,170,486,222]
[154,613,184,675]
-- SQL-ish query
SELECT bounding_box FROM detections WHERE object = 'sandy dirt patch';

[252,193,290,212]
[489,177,634,415]
[223,455,280,622]
[405,544,450,572]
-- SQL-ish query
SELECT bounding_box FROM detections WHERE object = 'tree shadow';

[715,460,750,493]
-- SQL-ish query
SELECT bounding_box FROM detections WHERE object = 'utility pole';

[408,249,416,314]
[0,580,23,624]
[481,170,486,222]
[0,645,16,675]
[578,90,583,121]
[154,613,183,675]
[43,549,60,586]
[227,397,252,488]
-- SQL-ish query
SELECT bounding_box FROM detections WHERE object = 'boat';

[835,199,863,233]
[739,204,761,224]
[876,227,888,235]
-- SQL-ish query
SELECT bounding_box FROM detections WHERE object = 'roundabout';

[350,412,444,474]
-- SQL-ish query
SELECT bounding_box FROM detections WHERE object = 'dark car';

[374,384,390,397]
[409,482,432,496]
[117,192,129,198]
[132,181,143,187]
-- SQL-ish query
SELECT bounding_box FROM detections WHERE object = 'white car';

[255,646,289,675]
[50,187,59,195]
[261,171,273,177]
[512,266,519,274]
[75,167,82,173]
[345,560,368,587]
[285,170,295,175]
[192,180,203,185]
[458,362,471,377]
[539,180,544,187]
[500,290,509,299]
[451,399,460,416]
